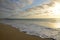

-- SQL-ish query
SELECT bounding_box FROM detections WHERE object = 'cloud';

[0,0,50,18]
[14,0,34,9]
[0,0,34,18]
[13,0,56,18]
[20,0,34,6]
[1,0,58,18]
[23,2,54,16]
[27,0,34,5]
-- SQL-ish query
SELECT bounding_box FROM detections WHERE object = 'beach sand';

[0,23,52,40]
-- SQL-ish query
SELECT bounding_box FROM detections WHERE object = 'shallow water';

[0,18,60,28]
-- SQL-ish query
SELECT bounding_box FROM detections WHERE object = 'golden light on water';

[54,23,60,28]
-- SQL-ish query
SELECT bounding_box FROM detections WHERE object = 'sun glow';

[48,2,60,18]
[52,2,60,15]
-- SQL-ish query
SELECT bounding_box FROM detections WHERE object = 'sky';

[0,0,51,11]
[0,0,52,18]
[21,0,51,11]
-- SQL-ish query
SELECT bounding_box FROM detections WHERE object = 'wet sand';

[0,23,53,40]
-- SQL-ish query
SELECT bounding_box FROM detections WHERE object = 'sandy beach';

[0,23,52,40]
